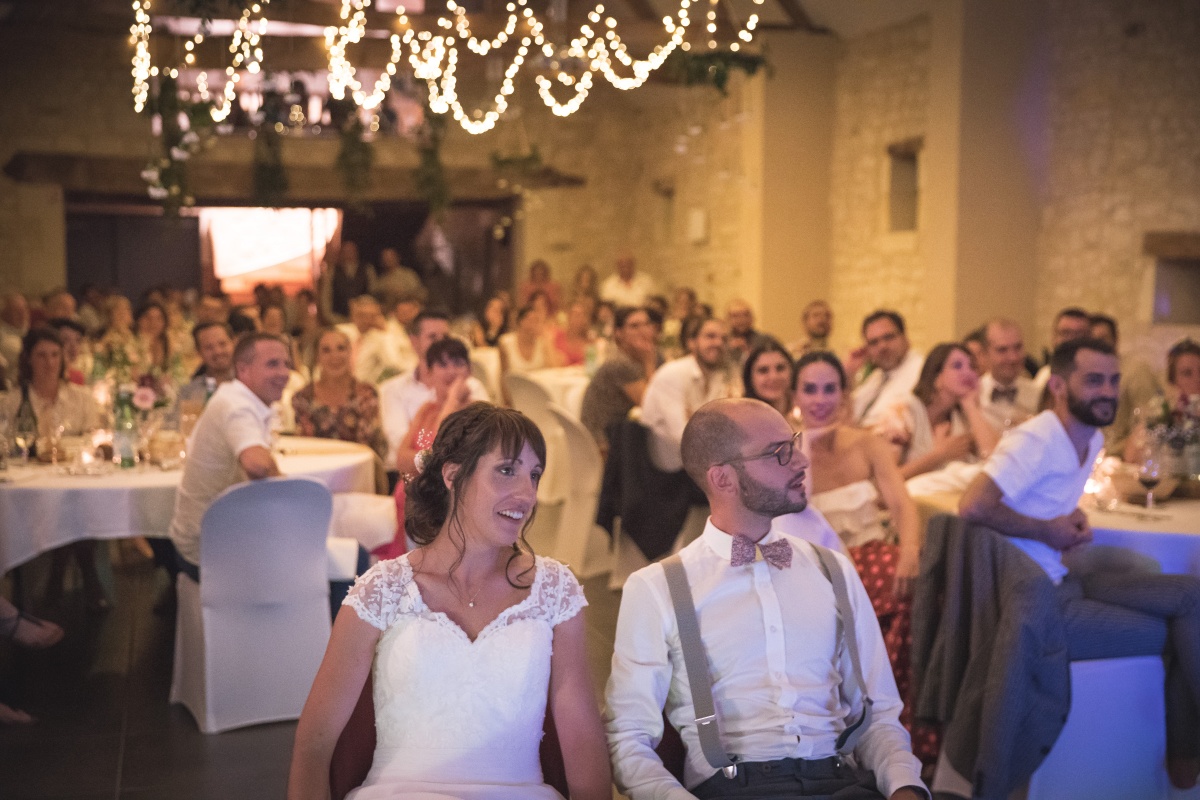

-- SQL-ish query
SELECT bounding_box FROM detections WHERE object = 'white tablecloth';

[528,366,590,418]
[1087,498,1200,576]
[0,436,375,575]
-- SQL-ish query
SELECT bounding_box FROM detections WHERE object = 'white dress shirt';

[605,518,923,800]
[599,272,659,307]
[640,356,740,472]
[982,410,1101,584]
[978,373,1040,432]
[378,370,489,470]
[169,379,274,566]
[851,350,924,428]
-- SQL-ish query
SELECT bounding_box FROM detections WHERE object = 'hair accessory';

[413,448,432,474]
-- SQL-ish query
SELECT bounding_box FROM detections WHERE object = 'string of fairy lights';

[130,0,764,134]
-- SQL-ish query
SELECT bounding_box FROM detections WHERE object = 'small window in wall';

[1153,258,1200,325]
[887,139,922,232]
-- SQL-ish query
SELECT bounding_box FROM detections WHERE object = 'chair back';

[199,476,332,608]
[546,403,610,576]
[504,372,568,504]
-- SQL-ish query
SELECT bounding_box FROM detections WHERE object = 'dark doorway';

[66,208,202,303]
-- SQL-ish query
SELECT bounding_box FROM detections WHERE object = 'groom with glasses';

[605,397,927,800]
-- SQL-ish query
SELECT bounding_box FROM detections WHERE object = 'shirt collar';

[700,517,785,561]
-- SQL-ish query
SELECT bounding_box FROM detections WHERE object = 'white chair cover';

[328,491,399,553]
[545,403,612,578]
[504,372,569,505]
[170,476,333,733]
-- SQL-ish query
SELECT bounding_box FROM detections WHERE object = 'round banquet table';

[0,436,375,576]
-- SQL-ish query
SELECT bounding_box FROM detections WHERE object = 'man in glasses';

[851,310,924,428]
[606,397,927,800]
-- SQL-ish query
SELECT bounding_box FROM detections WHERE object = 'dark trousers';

[1060,571,1200,758]
[692,757,884,800]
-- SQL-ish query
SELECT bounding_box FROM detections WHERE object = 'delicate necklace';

[463,584,484,609]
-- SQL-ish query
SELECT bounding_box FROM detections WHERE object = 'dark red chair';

[329,673,685,799]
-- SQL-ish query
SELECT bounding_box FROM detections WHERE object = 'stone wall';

[514,77,760,314]
[826,17,931,354]
[1035,0,1200,363]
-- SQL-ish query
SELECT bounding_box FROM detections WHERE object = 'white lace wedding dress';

[342,554,586,800]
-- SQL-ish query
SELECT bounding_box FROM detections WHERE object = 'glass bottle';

[113,389,138,469]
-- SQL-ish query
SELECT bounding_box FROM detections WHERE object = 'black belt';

[721,755,848,781]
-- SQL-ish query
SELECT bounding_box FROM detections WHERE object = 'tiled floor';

[0,549,626,799]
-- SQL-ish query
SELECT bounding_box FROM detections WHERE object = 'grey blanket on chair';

[910,514,1071,800]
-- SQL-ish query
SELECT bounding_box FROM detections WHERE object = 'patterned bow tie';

[730,535,792,569]
[991,386,1019,404]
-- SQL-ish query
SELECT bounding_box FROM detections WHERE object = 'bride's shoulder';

[343,555,420,630]
[531,556,588,626]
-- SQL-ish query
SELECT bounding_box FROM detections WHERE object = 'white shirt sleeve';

[222,403,272,460]
[640,366,688,472]
[983,424,1041,500]
[605,569,697,800]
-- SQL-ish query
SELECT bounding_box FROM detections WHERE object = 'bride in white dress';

[288,403,612,800]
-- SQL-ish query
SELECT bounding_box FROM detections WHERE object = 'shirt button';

[769,625,778,633]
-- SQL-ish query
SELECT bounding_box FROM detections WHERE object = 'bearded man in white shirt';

[960,337,1200,791]
[606,397,928,800]
[641,317,741,472]
[977,319,1040,432]
[851,311,924,428]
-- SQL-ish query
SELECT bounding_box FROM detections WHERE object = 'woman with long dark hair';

[289,403,611,800]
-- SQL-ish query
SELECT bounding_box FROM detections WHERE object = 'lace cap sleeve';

[342,558,418,631]
[539,557,588,627]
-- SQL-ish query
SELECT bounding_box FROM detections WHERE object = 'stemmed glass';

[1138,450,1162,509]
[13,408,36,466]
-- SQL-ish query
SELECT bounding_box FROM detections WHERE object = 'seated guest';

[552,298,595,367]
[580,306,661,453]
[2,328,103,607]
[96,294,136,361]
[793,351,933,764]
[355,294,420,385]
[194,293,230,326]
[498,304,554,377]
[379,310,489,472]
[606,397,927,800]
[959,337,1200,791]
[336,294,384,355]
[291,327,387,461]
[41,288,77,324]
[168,333,292,580]
[852,310,925,428]
[176,322,236,409]
[133,300,185,387]
[741,339,796,421]
[393,338,474,474]
[1032,306,1092,394]
[788,299,833,359]
[725,298,771,364]
[261,302,304,374]
[1167,338,1200,404]
[471,294,510,348]
[641,316,740,472]
[0,595,64,725]
[660,286,697,358]
[1089,312,1162,456]
[1,290,31,386]
[373,246,426,312]
[47,317,89,385]
[288,403,611,800]
[517,258,562,315]
[599,252,657,308]
[878,342,999,481]
[977,318,1040,432]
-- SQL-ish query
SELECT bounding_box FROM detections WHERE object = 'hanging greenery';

[252,123,289,207]
[336,116,375,206]
[662,50,769,94]
[491,146,543,175]
[141,75,216,216]
[414,110,451,216]
[165,0,253,21]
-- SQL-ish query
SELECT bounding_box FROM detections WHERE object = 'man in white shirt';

[378,310,489,471]
[600,253,658,308]
[606,398,927,800]
[960,338,1200,790]
[641,317,740,472]
[168,333,291,579]
[354,294,421,385]
[977,319,1041,432]
[851,311,924,428]
[787,300,833,359]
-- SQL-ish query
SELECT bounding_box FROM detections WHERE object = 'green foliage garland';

[252,123,289,207]
[336,117,375,206]
[662,50,769,94]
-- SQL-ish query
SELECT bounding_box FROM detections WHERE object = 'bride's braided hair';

[405,402,547,583]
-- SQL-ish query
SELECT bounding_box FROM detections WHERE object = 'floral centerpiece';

[1145,394,1200,481]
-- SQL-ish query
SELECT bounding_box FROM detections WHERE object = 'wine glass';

[1138,452,1162,509]
[13,411,36,466]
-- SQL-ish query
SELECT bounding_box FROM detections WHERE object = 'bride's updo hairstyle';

[405,402,547,550]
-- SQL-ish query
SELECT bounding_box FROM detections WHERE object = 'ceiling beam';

[771,0,829,34]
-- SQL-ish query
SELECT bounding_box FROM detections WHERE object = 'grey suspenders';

[661,543,875,775]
